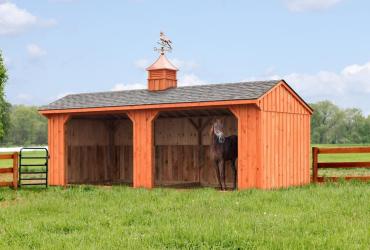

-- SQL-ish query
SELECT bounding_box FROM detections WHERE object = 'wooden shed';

[39,54,313,190]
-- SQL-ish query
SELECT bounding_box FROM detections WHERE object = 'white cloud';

[170,58,199,71]
[178,73,207,86]
[0,2,37,35]
[16,93,33,101]
[0,2,56,36]
[27,44,47,58]
[134,59,150,69]
[55,92,73,99]
[3,55,11,67]
[48,0,77,3]
[39,18,57,28]
[247,61,370,114]
[283,0,342,12]
[111,83,146,91]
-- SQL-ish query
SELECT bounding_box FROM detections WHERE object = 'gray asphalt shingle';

[40,80,280,110]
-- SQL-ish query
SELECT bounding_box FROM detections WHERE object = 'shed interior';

[66,108,238,188]
[67,113,133,185]
[154,108,238,188]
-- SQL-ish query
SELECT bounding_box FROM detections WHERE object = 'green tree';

[310,101,345,144]
[311,101,370,144]
[3,105,47,146]
[0,50,11,141]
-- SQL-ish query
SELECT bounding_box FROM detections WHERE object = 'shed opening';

[154,108,238,189]
[66,113,133,186]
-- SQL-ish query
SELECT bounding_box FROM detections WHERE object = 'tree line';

[310,101,370,144]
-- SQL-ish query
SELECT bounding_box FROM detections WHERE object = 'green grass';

[0,184,369,249]
[0,145,370,249]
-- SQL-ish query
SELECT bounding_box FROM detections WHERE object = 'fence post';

[312,147,319,183]
[13,152,19,190]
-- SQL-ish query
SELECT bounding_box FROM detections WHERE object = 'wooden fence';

[0,153,19,189]
[312,147,370,183]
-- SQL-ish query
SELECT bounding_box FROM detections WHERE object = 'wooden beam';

[0,154,14,160]
[318,147,370,154]
[318,162,370,168]
[39,99,259,115]
[0,167,13,174]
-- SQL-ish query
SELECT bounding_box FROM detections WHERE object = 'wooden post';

[312,147,318,183]
[12,152,19,190]
[48,114,70,186]
[127,110,158,188]
[230,105,262,189]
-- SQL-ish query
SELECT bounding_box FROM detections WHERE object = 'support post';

[127,110,158,188]
[312,147,319,183]
[13,152,18,189]
[230,105,262,189]
[48,114,70,186]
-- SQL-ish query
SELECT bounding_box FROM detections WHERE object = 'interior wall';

[67,118,133,184]
[154,115,237,187]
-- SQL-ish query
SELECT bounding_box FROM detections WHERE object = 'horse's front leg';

[214,160,222,190]
[219,159,226,190]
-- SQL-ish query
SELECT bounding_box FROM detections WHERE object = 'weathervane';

[154,31,172,55]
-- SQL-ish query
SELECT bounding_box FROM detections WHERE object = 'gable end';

[258,80,313,115]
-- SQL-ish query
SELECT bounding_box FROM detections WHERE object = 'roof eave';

[39,99,259,116]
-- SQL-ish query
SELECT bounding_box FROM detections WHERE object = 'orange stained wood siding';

[48,114,70,186]
[230,104,263,189]
[148,69,177,91]
[260,83,311,189]
[127,110,158,188]
[259,82,312,115]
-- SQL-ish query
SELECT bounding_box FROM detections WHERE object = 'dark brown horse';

[210,119,238,190]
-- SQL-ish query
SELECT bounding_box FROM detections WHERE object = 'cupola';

[146,32,178,91]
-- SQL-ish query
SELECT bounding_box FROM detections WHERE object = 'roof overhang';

[39,99,259,116]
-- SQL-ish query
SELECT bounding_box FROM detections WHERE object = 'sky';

[1,0,370,113]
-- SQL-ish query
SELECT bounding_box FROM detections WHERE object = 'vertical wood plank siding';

[260,83,311,188]
[230,104,262,189]
[48,114,69,186]
[127,110,158,188]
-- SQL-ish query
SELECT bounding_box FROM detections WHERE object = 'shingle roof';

[39,80,281,110]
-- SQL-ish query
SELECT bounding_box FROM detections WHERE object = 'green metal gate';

[19,147,48,187]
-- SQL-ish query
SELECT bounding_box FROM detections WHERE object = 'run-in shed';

[39,54,312,190]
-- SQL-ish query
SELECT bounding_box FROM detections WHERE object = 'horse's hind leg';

[231,160,237,190]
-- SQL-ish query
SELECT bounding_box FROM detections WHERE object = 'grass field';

[0,183,369,249]
[0,145,370,249]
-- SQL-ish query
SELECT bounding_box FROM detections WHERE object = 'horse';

[210,119,238,190]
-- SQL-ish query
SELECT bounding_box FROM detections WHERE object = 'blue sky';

[1,0,370,113]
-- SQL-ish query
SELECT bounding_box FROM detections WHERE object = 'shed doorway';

[154,108,238,189]
[66,114,133,185]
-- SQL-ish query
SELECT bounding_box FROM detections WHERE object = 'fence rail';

[312,147,370,183]
[0,152,19,189]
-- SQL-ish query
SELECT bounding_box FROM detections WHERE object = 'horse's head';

[211,119,225,143]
